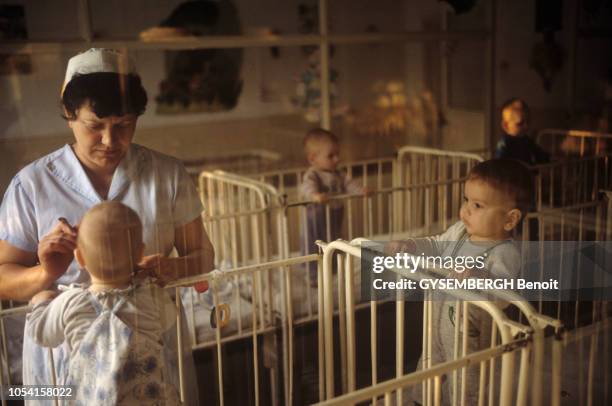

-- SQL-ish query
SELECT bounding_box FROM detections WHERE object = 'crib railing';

[169,254,322,406]
[532,155,611,210]
[394,147,484,236]
[317,239,538,406]
[315,312,611,406]
[313,337,531,406]
[317,234,611,406]
[199,170,288,268]
[3,150,610,405]
[0,254,323,406]
[2,226,610,406]
[536,129,612,158]
[0,299,26,392]
[197,147,609,265]
[253,156,396,201]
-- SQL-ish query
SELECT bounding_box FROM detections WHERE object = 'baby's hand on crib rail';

[362,186,375,197]
[137,254,209,292]
[137,254,173,286]
[312,193,328,203]
[385,240,417,256]
[451,267,486,280]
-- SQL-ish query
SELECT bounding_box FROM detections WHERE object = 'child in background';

[27,202,180,405]
[495,98,549,165]
[299,128,369,283]
[396,159,533,405]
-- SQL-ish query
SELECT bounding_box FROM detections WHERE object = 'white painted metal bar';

[210,281,225,406]
[370,292,378,406]
[48,348,59,406]
[536,129,612,158]
[0,301,11,394]
[250,271,260,406]
[395,289,405,406]
[344,253,356,393]
[319,239,520,405]
[279,258,290,406]
[397,146,484,164]
[317,254,326,402]
[174,288,186,403]
[314,338,530,406]
[336,253,348,394]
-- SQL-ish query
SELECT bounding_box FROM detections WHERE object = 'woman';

[0,48,213,404]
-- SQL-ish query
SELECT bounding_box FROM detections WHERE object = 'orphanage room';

[0,0,611,405]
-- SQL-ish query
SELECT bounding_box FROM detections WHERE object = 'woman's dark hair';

[61,72,147,120]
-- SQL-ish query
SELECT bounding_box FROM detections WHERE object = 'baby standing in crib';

[26,201,180,405]
[495,98,549,165]
[299,128,369,283]
[396,159,533,405]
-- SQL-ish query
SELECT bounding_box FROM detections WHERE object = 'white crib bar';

[314,338,530,406]
[2,148,611,405]
[536,129,612,158]
[319,239,523,405]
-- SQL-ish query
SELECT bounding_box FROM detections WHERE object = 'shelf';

[0,31,489,54]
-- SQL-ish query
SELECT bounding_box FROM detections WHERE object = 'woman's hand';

[37,219,77,282]
[137,253,174,286]
[133,218,215,288]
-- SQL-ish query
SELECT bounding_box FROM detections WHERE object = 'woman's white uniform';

[0,143,203,405]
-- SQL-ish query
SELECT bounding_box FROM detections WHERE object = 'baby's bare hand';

[313,193,328,203]
[362,187,375,197]
[137,254,175,286]
[30,290,59,306]
[385,240,416,256]
[452,267,485,280]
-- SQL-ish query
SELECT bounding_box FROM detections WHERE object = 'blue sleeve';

[494,139,506,159]
[0,175,39,252]
[173,164,204,227]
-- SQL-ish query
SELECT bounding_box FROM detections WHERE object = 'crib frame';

[2,147,611,406]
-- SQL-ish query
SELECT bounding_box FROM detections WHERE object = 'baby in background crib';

[26,201,181,405]
[495,98,549,165]
[394,159,533,405]
[299,128,370,284]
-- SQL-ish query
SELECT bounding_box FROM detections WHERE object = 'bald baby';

[75,201,144,288]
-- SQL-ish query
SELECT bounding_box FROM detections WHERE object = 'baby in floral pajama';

[27,202,180,405]
[299,128,368,284]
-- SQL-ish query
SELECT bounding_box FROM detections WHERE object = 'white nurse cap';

[62,48,137,94]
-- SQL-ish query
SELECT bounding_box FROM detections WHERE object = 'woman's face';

[68,102,137,174]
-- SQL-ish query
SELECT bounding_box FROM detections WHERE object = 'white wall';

[491,0,612,133]
[0,0,409,139]
[495,0,569,112]
[2,0,607,147]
